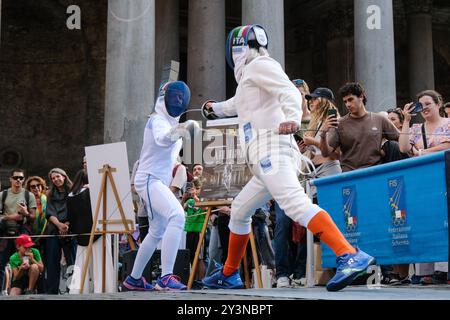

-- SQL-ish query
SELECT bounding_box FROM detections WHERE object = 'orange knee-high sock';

[307,210,356,257]
[223,232,250,277]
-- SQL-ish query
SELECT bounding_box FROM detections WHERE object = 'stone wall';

[284,0,450,113]
[1,0,449,187]
[0,0,107,185]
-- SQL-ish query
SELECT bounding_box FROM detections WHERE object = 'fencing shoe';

[201,268,244,289]
[326,249,376,292]
[122,275,154,291]
[155,274,187,291]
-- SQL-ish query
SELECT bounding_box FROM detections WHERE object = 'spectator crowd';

[1,81,449,296]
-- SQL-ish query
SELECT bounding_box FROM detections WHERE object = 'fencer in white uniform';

[122,81,199,291]
[201,25,375,292]
[204,25,321,245]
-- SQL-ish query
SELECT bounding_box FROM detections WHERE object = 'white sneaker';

[291,277,306,288]
[276,276,291,288]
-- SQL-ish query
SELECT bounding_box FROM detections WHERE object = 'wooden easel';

[80,164,136,293]
[187,200,263,289]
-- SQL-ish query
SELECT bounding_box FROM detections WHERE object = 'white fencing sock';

[130,233,161,280]
[160,214,185,277]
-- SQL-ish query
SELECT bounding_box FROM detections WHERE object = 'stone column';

[187,0,225,109]
[155,0,179,98]
[354,0,397,112]
[404,0,434,98]
[242,0,285,69]
[104,0,155,167]
[326,3,355,114]
[187,0,225,165]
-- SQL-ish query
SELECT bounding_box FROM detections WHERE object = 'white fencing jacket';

[211,56,303,160]
[136,96,182,186]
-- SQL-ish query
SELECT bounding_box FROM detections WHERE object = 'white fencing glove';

[169,120,200,141]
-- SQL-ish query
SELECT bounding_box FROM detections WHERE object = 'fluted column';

[186,0,225,165]
[104,0,155,167]
[187,0,226,110]
[404,0,434,97]
[242,0,285,68]
[155,0,179,98]
[354,0,397,112]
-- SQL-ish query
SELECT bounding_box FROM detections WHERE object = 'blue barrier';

[312,151,449,268]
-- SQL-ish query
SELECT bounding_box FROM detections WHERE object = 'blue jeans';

[45,237,76,294]
[274,203,307,279]
[206,225,222,276]
[252,217,275,270]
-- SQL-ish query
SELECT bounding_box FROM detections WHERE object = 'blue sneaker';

[155,274,187,291]
[326,249,376,292]
[209,261,223,274]
[122,275,154,291]
[201,268,244,289]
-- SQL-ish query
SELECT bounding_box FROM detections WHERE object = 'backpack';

[172,164,194,182]
[1,189,31,214]
[0,189,32,235]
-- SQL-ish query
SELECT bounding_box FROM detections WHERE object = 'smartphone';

[411,102,423,114]
[294,134,303,144]
[327,109,337,118]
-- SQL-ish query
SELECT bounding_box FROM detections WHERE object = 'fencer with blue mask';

[201,25,375,292]
[122,80,199,291]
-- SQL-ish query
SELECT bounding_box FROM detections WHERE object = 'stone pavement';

[1,285,449,300]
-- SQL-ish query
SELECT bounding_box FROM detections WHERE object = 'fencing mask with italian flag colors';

[225,25,269,82]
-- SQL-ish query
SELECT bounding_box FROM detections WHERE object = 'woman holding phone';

[299,87,342,182]
[399,89,449,285]
[399,89,450,157]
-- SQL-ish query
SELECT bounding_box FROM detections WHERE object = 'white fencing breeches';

[229,145,322,235]
[131,174,185,278]
[69,235,115,294]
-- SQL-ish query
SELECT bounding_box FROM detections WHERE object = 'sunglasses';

[387,108,402,113]
[30,184,42,189]
[11,176,25,181]
[292,79,305,86]
[387,108,404,116]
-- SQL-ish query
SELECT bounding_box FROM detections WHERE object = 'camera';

[411,102,423,115]
[327,108,337,118]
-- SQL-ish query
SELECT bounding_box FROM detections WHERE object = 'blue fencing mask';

[163,81,191,117]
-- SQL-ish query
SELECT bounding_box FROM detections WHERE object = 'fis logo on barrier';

[388,177,407,227]
[342,186,358,232]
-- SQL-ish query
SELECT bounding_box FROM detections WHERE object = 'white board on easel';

[85,142,135,233]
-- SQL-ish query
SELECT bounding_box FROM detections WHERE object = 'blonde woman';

[292,79,311,123]
[300,87,342,179]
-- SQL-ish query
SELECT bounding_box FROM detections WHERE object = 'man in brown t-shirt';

[319,83,399,172]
